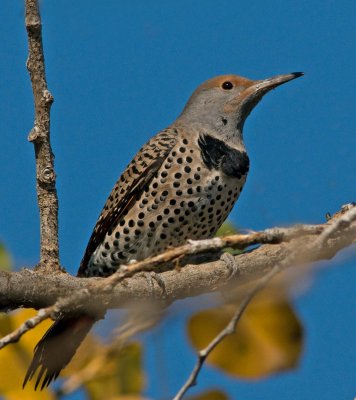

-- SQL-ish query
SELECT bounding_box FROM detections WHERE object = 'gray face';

[176,73,303,145]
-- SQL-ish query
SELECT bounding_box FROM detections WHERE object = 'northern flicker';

[24,72,303,389]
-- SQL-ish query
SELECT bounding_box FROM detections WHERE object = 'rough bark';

[25,0,60,271]
[1,208,354,315]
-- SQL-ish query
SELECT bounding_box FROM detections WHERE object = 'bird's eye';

[222,81,233,90]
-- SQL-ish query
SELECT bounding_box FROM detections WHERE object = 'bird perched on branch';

[24,71,303,389]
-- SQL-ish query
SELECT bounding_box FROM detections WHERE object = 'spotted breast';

[82,128,249,277]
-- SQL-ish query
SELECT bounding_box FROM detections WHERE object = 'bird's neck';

[218,127,246,151]
[175,119,246,152]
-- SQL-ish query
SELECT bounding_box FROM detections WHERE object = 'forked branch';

[172,204,356,399]
[0,205,355,352]
[25,0,60,271]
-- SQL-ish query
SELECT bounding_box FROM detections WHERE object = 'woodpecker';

[24,72,303,389]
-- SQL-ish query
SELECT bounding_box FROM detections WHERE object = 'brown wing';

[77,129,178,276]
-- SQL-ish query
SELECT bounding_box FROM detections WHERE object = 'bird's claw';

[220,252,238,279]
[144,271,168,299]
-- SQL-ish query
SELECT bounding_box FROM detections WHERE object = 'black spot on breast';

[198,134,249,179]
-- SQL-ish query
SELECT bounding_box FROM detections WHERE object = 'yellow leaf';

[107,397,147,400]
[188,389,229,400]
[0,309,55,399]
[87,342,144,399]
[187,290,303,379]
[62,335,145,399]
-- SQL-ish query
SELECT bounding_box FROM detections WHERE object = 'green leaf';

[0,243,12,271]
[215,221,239,237]
[215,221,243,255]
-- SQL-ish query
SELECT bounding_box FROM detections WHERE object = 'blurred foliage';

[215,221,239,237]
[0,244,146,399]
[62,335,145,399]
[187,222,303,380]
[187,288,303,379]
[0,309,54,400]
[215,221,243,255]
[188,389,229,400]
[0,221,304,399]
[0,242,12,271]
[0,310,146,400]
[0,308,146,399]
[0,244,53,398]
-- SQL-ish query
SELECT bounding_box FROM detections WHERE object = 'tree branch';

[25,0,60,271]
[10,2,353,396]
[0,204,354,321]
[0,307,54,349]
[172,203,356,399]
[173,262,281,400]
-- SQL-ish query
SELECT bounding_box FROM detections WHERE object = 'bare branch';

[0,206,354,313]
[25,0,60,271]
[0,290,93,350]
[316,204,356,247]
[0,307,54,349]
[98,222,326,291]
[172,204,356,399]
[173,262,281,400]
[0,204,354,368]
[12,2,354,395]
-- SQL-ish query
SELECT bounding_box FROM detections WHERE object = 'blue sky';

[0,1,355,399]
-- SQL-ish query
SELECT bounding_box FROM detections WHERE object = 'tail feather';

[23,315,96,390]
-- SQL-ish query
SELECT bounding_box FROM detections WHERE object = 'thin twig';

[172,205,356,400]
[25,0,60,270]
[0,306,54,349]
[0,206,354,349]
[101,223,325,290]
[172,264,281,400]
[0,290,92,350]
[316,204,356,247]
[0,208,355,312]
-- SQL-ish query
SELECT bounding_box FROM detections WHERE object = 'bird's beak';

[227,72,304,129]
[250,72,304,95]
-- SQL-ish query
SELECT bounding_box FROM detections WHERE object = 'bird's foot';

[144,271,168,299]
[220,252,239,280]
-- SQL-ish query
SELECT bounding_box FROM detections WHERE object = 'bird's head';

[177,72,303,145]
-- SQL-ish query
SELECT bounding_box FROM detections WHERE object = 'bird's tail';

[23,315,96,390]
